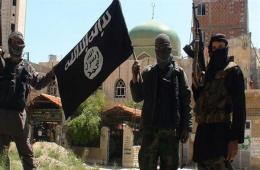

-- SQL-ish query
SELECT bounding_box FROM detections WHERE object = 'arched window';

[47,81,57,96]
[114,79,126,98]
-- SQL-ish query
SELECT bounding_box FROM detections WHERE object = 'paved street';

[99,169,193,170]
[98,168,194,170]
[90,168,194,170]
[84,164,195,170]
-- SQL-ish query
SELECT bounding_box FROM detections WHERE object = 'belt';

[149,128,177,136]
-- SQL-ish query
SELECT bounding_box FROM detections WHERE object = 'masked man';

[0,32,56,170]
[192,34,246,170]
[130,33,192,170]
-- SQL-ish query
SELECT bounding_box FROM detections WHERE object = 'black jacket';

[130,61,192,132]
[0,58,55,110]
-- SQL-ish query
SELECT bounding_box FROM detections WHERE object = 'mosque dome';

[129,20,181,58]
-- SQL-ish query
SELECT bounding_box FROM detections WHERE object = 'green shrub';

[66,91,105,146]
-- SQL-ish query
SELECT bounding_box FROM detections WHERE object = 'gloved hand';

[180,129,190,143]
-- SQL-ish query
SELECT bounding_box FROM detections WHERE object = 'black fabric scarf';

[205,48,229,82]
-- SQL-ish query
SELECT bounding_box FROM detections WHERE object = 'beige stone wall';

[248,117,260,138]
[245,90,260,108]
[16,0,26,35]
[1,0,26,56]
[242,90,260,169]
[177,58,193,86]
[228,34,251,89]
[122,124,134,167]
[103,59,134,101]
[1,0,12,54]
[102,54,157,102]
[99,127,109,164]
[70,127,110,165]
[122,124,140,168]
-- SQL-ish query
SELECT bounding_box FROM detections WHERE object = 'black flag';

[55,0,133,118]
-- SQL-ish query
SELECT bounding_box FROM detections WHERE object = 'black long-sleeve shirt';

[225,66,246,143]
[153,66,180,128]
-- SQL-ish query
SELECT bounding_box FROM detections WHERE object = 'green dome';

[129,20,181,57]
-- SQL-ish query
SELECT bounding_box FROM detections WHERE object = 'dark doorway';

[32,122,56,142]
[108,128,123,166]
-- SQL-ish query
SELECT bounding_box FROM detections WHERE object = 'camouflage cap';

[8,31,25,48]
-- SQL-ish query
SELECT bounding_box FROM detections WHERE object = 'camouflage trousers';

[138,129,179,170]
[197,157,234,170]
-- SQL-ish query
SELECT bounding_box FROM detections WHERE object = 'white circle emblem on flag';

[84,46,103,79]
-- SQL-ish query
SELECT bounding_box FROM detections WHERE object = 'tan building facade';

[228,34,251,89]
[0,0,27,56]
[38,54,60,69]
[251,48,260,88]
[193,0,248,44]
[240,90,260,169]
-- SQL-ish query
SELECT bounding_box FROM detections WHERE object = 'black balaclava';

[155,33,173,69]
[8,31,25,64]
[205,33,229,82]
